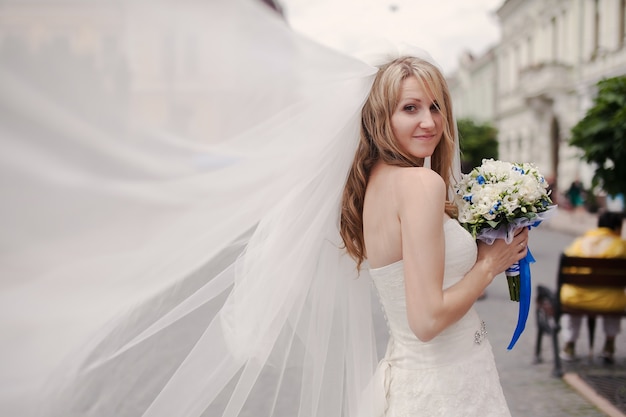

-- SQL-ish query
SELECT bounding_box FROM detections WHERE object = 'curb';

[563,372,626,417]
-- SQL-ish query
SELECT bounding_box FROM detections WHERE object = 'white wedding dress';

[369,218,511,417]
[0,1,511,416]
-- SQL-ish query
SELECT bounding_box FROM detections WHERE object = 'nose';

[418,110,435,129]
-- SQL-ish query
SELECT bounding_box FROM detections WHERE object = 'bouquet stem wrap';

[505,248,536,350]
[505,263,521,301]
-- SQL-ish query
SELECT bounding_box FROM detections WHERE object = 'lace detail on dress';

[386,346,509,417]
[369,219,511,417]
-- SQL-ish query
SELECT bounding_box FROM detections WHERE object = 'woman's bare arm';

[397,167,528,342]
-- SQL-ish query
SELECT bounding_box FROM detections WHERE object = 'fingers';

[513,226,529,237]
[511,228,528,256]
[513,228,528,245]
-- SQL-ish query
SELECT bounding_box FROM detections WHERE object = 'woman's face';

[390,76,443,159]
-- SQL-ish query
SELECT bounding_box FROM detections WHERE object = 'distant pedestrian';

[565,179,585,211]
[560,211,626,364]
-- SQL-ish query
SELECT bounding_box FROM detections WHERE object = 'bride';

[340,56,528,417]
[0,0,525,416]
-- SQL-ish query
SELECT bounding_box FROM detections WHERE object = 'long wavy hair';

[340,56,458,270]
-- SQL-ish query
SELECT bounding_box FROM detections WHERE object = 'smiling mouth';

[414,134,435,140]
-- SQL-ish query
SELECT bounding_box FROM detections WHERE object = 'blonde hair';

[340,56,458,270]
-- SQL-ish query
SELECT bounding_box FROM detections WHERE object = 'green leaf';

[457,118,499,173]
[569,75,626,197]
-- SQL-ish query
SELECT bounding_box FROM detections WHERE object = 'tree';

[457,118,499,173]
[570,75,626,198]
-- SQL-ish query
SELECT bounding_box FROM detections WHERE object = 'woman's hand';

[476,227,529,283]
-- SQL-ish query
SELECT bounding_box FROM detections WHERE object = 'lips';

[413,134,436,140]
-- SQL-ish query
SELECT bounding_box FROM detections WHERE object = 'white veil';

[0,1,458,416]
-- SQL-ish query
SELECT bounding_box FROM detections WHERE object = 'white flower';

[453,159,553,239]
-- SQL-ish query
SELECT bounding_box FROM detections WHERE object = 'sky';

[281,0,504,74]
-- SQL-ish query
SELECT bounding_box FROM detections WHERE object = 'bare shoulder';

[391,167,446,218]
[394,167,446,193]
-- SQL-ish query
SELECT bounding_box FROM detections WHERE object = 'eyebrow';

[399,97,436,105]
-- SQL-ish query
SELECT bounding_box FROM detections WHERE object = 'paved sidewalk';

[543,206,626,239]
[542,208,600,237]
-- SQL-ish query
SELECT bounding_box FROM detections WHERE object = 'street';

[475,226,624,417]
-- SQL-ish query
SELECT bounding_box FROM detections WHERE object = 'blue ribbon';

[506,247,536,350]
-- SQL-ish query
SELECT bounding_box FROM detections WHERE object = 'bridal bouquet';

[454,158,556,349]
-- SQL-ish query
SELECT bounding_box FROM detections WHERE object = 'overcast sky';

[281,0,504,74]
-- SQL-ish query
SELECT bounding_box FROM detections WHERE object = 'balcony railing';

[518,62,573,99]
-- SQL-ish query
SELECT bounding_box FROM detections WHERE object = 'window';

[617,0,626,49]
[551,16,558,62]
[593,0,600,56]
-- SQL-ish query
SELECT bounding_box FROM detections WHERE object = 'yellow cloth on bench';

[561,227,626,312]
[560,284,626,312]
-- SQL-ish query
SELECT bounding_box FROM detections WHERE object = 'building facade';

[0,0,285,143]
[449,0,626,200]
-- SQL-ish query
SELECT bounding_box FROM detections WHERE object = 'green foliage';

[570,75,626,197]
[457,118,499,173]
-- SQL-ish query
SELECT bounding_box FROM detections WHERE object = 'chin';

[411,149,436,159]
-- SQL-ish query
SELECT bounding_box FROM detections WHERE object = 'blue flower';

[477,175,486,185]
[489,201,502,215]
[463,195,473,203]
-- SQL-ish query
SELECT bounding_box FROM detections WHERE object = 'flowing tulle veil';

[0,1,458,416]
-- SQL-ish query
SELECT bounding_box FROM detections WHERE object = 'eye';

[430,102,441,112]
[403,104,417,112]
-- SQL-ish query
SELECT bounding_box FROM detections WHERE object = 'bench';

[534,254,626,377]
